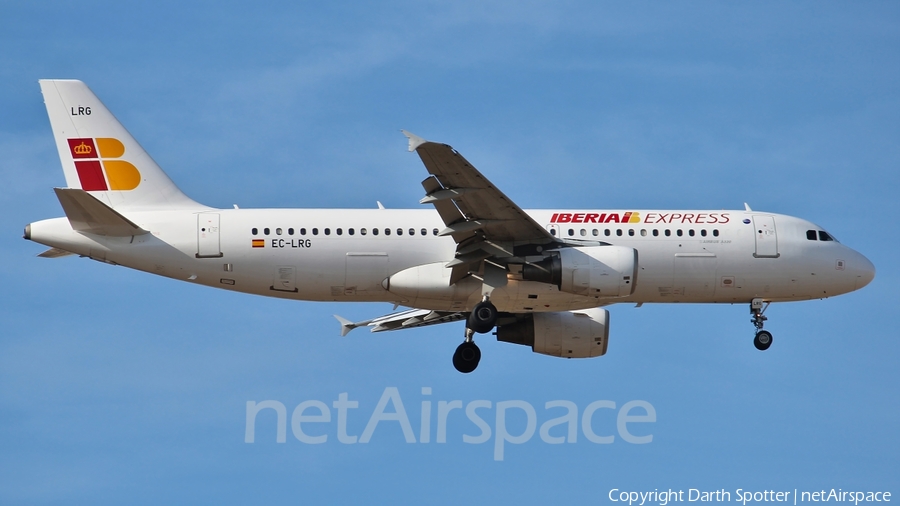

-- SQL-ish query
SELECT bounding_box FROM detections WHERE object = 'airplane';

[25,80,876,373]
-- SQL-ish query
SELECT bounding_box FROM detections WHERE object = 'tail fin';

[39,80,202,210]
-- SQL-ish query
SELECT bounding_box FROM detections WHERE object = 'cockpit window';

[818,231,834,241]
[806,230,817,241]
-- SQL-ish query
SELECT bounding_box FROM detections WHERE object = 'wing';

[403,131,603,284]
[334,309,466,336]
[404,130,553,245]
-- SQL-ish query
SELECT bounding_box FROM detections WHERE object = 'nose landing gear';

[750,298,773,351]
[452,298,497,373]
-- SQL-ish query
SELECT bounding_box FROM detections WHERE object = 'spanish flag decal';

[252,239,265,248]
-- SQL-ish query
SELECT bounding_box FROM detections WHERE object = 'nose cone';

[853,252,875,289]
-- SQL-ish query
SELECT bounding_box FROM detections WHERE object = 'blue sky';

[1,1,898,504]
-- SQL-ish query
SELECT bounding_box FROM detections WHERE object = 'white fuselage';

[27,207,875,313]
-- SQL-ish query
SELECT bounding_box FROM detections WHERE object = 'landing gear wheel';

[749,298,773,351]
[467,301,497,334]
[754,330,773,351]
[452,341,481,373]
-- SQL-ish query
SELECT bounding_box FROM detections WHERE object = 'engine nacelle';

[496,307,610,358]
[519,246,637,298]
[559,246,637,298]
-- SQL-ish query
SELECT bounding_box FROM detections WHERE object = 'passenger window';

[653,229,659,237]
[688,229,695,237]
[628,229,635,236]
[641,229,647,237]
[605,229,611,236]
[251,228,258,235]
[550,228,557,236]
[385,229,391,236]
[336,228,343,235]
[818,231,834,241]
[616,229,623,236]
[677,229,683,237]
[349,228,355,235]
[397,228,403,236]
[567,229,574,236]
[276,228,282,235]
[361,228,367,235]
[372,228,379,236]
[700,229,706,237]
[713,229,719,237]
[312,228,318,235]
[665,229,671,237]
[409,228,415,236]
[288,228,294,236]
[324,228,331,235]
[300,228,307,235]
[421,228,427,236]
[264,228,270,235]
[580,229,586,236]
[592,229,599,236]
[433,228,439,236]
[806,230,817,241]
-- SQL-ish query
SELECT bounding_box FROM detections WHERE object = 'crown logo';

[73,142,92,155]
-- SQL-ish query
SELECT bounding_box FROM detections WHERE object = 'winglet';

[334,315,357,337]
[744,202,753,211]
[401,130,428,152]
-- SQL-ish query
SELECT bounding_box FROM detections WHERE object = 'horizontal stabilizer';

[37,247,74,258]
[54,188,149,236]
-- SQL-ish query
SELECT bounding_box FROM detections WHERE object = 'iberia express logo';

[550,212,642,224]
[67,138,141,191]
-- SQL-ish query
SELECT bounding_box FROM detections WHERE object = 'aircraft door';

[197,213,223,258]
[752,215,779,258]
[345,253,389,295]
[672,253,717,298]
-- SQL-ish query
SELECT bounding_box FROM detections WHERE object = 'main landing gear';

[750,298,773,351]
[452,298,497,373]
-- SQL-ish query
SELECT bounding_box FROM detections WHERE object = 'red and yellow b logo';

[67,138,141,191]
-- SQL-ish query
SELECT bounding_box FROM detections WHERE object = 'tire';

[754,330,773,351]
[452,341,481,373]
[467,301,498,334]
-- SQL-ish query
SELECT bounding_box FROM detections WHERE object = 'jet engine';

[496,307,610,358]
[518,245,637,298]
